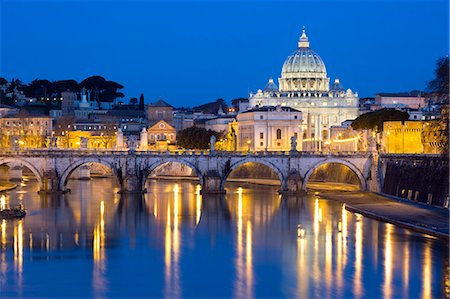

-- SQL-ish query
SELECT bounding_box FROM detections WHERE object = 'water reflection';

[232,187,254,299]
[354,214,363,298]
[0,178,447,298]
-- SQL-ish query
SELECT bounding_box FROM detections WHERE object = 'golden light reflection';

[153,197,158,219]
[314,198,319,251]
[422,242,432,299]
[297,226,308,298]
[0,195,6,210]
[383,224,393,299]
[354,214,363,298]
[234,186,254,299]
[165,186,181,299]
[325,221,332,294]
[13,220,23,291]
[245,221,253,299]
[403,239,410,293]
[195,184,202,225]
[342,205,348,267]
[93,200,106,294]
[1,219,6,249]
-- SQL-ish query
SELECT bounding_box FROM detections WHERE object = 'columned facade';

[248,28,360,151]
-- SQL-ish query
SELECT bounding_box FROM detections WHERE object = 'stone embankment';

[318,190,449,241]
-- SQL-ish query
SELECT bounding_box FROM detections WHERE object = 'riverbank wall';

[379,154,449,208]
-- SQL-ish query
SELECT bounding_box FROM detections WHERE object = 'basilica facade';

[246,29,360,151]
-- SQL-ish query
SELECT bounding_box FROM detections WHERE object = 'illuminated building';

[55,120,117,149]
[375,91,427,110]
[247,28,359,150]
[230,106,302,151]
[0,111,53,148]
[147,120,176,146]
[382,121,425,154]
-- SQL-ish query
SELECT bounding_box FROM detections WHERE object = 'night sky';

[1,0,448,106]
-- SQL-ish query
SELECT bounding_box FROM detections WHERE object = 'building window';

[260,132,264,139]
[260,142,263,146]
[276,129,282,140]
[294,115,298,119]
[260,115,263,119]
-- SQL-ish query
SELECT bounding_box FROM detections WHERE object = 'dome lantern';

[298,27,310,48]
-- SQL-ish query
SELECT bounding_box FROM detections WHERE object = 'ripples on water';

[0,178,448,298]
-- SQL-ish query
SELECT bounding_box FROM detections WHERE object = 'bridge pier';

[279,173,304,195]
[119,175,145,194]
[201,172,225,195]
[39,170,64,194]
[367,152,382,192]
[9,164,23,181]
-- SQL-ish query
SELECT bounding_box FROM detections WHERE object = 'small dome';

[264,78,278,93]
[330,78,344,91]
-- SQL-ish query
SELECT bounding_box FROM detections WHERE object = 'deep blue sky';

[1,1,448,106]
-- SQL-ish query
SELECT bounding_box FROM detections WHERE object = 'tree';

[424,56,449,155]
[351,108,409,132]
[79,76,106,108]
[25,79,53,99]
[129,97,138,105]
[427,56,449,104]
[177,126,222,149]
[139,93,145,110]
[192,98,228,114]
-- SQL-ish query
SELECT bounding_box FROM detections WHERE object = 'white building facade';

[231,106,302,152]
[248,29,360,151]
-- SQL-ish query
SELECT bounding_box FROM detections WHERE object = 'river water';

[0,178,448,298]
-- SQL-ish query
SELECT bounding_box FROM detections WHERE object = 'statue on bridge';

[290,135,298,153]
[210,135,216,153]
[127,135,138,152]
[80,137,89,149]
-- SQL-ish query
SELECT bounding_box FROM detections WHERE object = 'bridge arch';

[222,158,285,190]
[0,157,43,187]
[59,158,119,191]
[144,158,204,187]
[303,158,366,191]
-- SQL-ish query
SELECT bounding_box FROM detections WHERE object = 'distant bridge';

[0,149,381,194]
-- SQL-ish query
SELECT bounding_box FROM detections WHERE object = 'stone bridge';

[0,149,381,195]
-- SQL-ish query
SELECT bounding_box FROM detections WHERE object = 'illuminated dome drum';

[278,29,330,93]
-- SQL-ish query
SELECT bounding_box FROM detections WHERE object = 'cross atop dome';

[298,26,310,48]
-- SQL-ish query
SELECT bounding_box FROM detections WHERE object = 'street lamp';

[247,139,251,153]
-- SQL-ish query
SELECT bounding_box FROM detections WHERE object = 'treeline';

[0,76,124,107]
[177,126,222,149]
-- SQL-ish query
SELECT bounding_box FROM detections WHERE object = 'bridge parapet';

[0,148,372,158]
[0,148,377,195]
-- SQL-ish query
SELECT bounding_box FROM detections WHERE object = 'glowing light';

[153,198,158,219]
[354,213,363,298]
[297,225,306,239]
[422,242,432,299]
[195,184,202,225]
[0,195,6,210]
[383,224,393,299]
[1,219,7,248]
[14,220,23,272]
